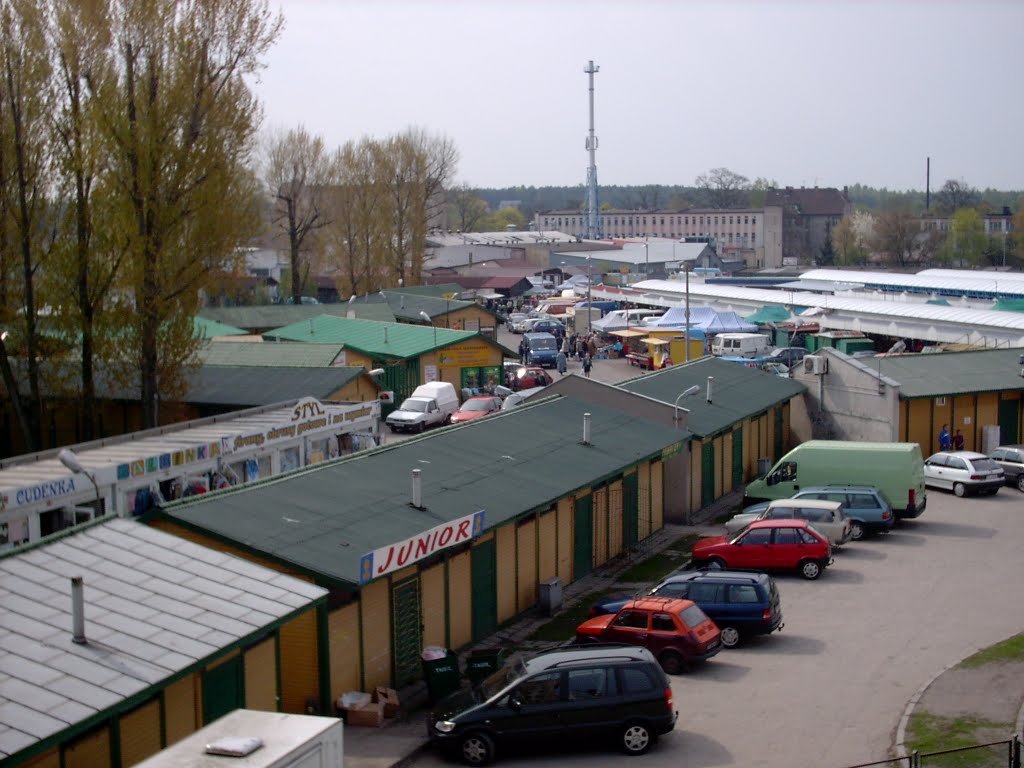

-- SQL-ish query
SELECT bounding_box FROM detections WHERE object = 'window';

[728,584,760,603]
[774,528,801,544]
[687,582,720,602]
[618,667,655,694]
[847,493,878,510]
[800,508,831,523]
[516,671,562,704]
[739,528,772,545]
[568,669,608,700]
[798,529,820,544]
[768,507,796,520]
[614,610,649,629]
[679,605,710,627]
[773,461,797,482]
[652,582,689,599]
[651,613,676,632]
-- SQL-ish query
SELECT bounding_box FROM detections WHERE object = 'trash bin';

[465,648,507,686]
[421,646,461,704]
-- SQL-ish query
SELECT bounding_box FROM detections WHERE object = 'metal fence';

[843,735,1021,768]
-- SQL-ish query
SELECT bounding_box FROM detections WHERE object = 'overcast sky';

[255,0,1024,192]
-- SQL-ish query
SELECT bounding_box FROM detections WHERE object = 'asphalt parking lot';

[408,488,1024,768]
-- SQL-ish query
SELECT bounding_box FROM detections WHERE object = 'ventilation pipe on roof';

[706,376,714,404]
[309,318,314,335]
[71,577,86,644]
[384,327,388,344]
[582,413,592,446]
[412,468,423,509]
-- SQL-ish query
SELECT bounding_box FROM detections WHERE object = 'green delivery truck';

[744,440,927,519]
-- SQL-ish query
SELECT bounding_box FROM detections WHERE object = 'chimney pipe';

[71,577,86,644]
[706,376,714,403]
[412,468,423,508]
[582,413,592,445]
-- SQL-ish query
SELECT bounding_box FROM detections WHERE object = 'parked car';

[989,445,1024,492]
[691,519,833,580]
[507,312,528,332]
[923,451,1004,496]
[507,366,551,389]
[775,486,896,540]
[589,570,783,649]
[528,319,565,336]
[510,315,535,333]
[575,597,721,674]
[501,386,547,410]
[724,498,851,547]
[450,396,503,425]
[384,382,460,434]
[765,347,807,367]
[427,644,677,765]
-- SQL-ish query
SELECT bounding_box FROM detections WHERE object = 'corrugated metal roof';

[199,341,344,368]
[182,366,366,405]
[918,268,1024,286]
[389,284,466,298]
[263,315,479,359]
[155,396,685,587]
[348,291,489,322]
[874,347,1024,398]
[800,268,1024,298]
[619,357,806,437]
[199,303,396,332]
[0,518,325,761]
[193,316,247,338]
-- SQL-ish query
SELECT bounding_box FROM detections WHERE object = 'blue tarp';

[643,306,758,334]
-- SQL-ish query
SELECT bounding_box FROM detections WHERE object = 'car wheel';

[1017,475,1024,492]
[848,520,866,541]
[459,732,495,766]
[719,625,742,648]
[800,559,822,580]
[417,421,426,434]
[388,426,397,434]
[658,650,685,675]
[953,482,966,497]
[620,721,654,756]
[707,556,727,570]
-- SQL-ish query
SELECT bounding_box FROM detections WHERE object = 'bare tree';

[695,167,750,209]
[449,183,487,232]
[872,209,918,267]
[935,179,979,214]
[264,125,331,302]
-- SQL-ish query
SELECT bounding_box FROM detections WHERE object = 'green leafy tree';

[872,209,918,267]
[448,183,488,232]
[937,208,986,267]
[831,216,867,266]
[748,177,778,208]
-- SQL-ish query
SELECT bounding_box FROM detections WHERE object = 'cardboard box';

[345,698,384,728]
[374,686,401,718]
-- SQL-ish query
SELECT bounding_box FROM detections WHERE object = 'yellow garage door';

[119,698,162,766]
[556,499,572,585]
[638,463,652,539]
[20,748,58,768]
[245,636,278,712]
[516,519,537,611]
[420,562,446,648]
[279,610,319,713]
[537,510,556,583]
[360,579,392,690]
[448,549,472,649]
[328,604,362,701]
[63,726,111,768]
[593,487,608,566]
[651,460,664,530]
[496,524,517,623]
[162,674,198,746]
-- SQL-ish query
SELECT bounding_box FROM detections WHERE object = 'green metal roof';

[263,315,482,359]
[176,366,368,406]
[194,316,248,338]
[199,341,345,368]
[199,303,396,332]
[874,348,1024,398]
[154,396,685,587]
[619,357,806,437]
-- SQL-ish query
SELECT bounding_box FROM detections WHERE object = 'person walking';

[938,424,951,451]
[582,353,592,378]
[952,429,965,451]
[576,337,586,361]
[556,349,567,376]
[518,337,528,365]
[587,335,598,358]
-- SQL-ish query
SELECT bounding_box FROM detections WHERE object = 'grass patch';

[617,534,697,582]
[905,712,1010,768]
[528,588,626,643]
[960,633,1024,668]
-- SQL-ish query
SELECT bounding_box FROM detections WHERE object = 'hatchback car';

[786,486,895,540]
[692,519,833,580]
[924,451,1004,496]
[528,319,565,336]
[989,445,1024,492]
[508,366,551,390]
[575,597,722,674]
[450,396,503,425]
[589,570,783,649]
[725,498,850,547]
[428,644,676,765]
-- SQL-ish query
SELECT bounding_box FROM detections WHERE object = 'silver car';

[725,499,851,547]
[923,451,1003,497]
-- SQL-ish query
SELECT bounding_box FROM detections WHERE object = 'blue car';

[588,569,783,649]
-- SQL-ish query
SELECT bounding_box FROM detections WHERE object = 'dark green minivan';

[427,645,677,765]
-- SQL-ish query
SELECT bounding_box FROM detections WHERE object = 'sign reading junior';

[360,510,485,584]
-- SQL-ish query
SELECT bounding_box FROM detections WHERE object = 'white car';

[923,451,1004,497]
[725,498,851,547]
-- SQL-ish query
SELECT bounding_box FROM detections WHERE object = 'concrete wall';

[791,348,900,442]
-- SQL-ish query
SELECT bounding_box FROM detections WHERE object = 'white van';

[385,381,459,433]
[711,332,770,358]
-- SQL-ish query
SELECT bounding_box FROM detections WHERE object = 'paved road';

[409,489,1024,768]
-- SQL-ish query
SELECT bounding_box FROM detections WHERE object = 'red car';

[449,396,503,425]
[510,366,552,390]
[692,518,832,580]
[574,596,721,674]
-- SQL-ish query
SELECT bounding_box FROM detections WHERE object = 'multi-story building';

[915,206,1016,237]
[764,186,853,265]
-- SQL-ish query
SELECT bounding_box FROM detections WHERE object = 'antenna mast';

[584,60,602,240]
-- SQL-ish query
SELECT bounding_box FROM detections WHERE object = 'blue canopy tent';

[644,306,757,334]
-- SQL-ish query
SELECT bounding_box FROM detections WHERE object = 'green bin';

[465,648,507,686]
[422,648,461,703]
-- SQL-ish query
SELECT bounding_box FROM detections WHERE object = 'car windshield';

[531,338,556,350]
[969,458,1000,471]
[462,400,492,412]
[479,659,527,699]
[398,399,428,413]
[679,604,709,627]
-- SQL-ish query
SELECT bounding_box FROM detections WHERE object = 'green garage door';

[202,655,244,725]
[471,538,498,641]
[573,495,594,579]
[392,576,422,687]
[999,399,1020,445]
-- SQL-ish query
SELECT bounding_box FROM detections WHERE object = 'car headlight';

[434,720,456,733]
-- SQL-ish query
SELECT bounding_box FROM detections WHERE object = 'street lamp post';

[673,385,701,428]
[58,448,102,509]
[684,263,692,361]
[419,311,437,347]
[644,240,649,278]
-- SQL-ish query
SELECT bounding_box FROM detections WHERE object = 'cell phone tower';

[584,60,603,240]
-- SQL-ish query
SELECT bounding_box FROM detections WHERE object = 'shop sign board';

[359,509,485,584]
[437,345,492,368]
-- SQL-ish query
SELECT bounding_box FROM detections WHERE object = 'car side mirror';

[766,473,777,486]
[508,695,522,711]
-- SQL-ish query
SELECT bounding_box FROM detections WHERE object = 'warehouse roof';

[346,291,490,322]
[154,396,685,587]
[619,357,806,437]
[874,348,1024,398]
[181,366,368,405]
[199,303,395,332]
[199,341,346,368]
[0,518,325,762]
[193,316,248,338]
